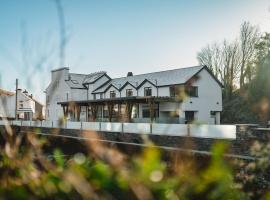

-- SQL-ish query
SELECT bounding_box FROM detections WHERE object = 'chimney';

[127,72,133,77]
[51,67,69,81]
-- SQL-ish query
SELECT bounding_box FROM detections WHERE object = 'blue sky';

[0,0,269,102]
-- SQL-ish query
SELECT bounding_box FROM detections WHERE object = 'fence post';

[99,122,101,131]
[21,120,22,126]
[187,124,190,136]
[52,121,53,128]
[81,121,83,130]
[121,122,124,133]
[150,123,152,134]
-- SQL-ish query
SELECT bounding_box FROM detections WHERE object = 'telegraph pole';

[15,79,18,120]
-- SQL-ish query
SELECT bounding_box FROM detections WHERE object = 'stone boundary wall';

[10,124,269,157]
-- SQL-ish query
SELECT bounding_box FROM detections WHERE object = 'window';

[210,111,216,118]
[170,85,182,97]
[142,110,150,118]
[93,94,96,100]
[20,103,23,108]
[126,89,133,97]
[186,86,198,97]
[170,86,176,97]
[144,87,152,96]
[185,111,195,124]
[100,93,103,99]
[110,91,116,98]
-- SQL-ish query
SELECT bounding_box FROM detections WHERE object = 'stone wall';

[10,124,268,158]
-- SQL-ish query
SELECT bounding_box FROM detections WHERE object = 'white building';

[0,88,44,120]
[45,66,223,124]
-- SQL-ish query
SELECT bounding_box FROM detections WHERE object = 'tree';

[239,21,260,88]
[197,40,241,98]
[248,53,270,123]
[197,42,221,77]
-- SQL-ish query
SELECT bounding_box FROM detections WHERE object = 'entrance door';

[185,111,194,124]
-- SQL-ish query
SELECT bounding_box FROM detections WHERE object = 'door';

[185,111,194,124]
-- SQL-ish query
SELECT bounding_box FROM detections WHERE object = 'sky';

[0,0,270,103]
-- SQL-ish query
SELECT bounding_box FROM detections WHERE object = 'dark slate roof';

[92,66,204,93]
[82,71,107,84]
[65,71,107,89]
[65,73,88,89]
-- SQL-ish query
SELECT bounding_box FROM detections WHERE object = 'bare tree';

[197,40,241,98]
[197,42,222,77]
[239,21,260,88]
[221,40,241,97]
[198,21,260,97]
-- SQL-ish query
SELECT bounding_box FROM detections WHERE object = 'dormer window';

[144,87,152,96]
[126,89,133,97]
[110,91,116,98]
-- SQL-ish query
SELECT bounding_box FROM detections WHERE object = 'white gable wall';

[104,86,120,98]
[120,84,137,97]
[137,82,157,97]
[18,92,35,112]
[181,68,222,124]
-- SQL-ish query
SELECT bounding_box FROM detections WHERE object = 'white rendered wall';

[45,68,71,121]
[181,68,222,124]
[137,82,157,97]
[0,91,37,119]
[123,123,150,134]
[120,84,137,97]
[152,123,187,136]
[104,85,120,98]
[157,86,170,97]
[70,88,87,101]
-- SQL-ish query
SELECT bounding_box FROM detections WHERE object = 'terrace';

[58,96,181,123]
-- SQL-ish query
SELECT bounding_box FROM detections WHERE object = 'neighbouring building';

[45,65,223,124]
[0,88,44,120]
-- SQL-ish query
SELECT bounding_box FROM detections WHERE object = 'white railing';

[0,120,236,139]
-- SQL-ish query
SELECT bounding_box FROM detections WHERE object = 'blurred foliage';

[2,127,270,200]
[236,141,270,199]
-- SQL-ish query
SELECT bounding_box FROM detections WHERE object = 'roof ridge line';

[111,65,203,80]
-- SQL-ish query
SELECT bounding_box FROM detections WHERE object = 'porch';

[58,96,182,123]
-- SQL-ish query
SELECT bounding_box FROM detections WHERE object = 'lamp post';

[15,79,18,120]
